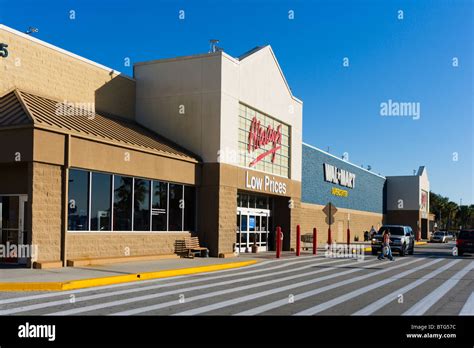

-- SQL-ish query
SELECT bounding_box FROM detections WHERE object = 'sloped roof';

[0,89,199,162]
[0,90,31,127]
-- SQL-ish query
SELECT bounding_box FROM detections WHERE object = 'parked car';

[456,229,474,256]
[446,231,456,240]
[430,231,449,243]
[371,225,415,256]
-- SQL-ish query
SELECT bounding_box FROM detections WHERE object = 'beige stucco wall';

[0,25,135,119]
[70,137,199,185]
[221,47,303,181]
[134,47,303,182]
[134,53,222,163]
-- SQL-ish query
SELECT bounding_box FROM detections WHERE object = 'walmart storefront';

[297,143,386,245]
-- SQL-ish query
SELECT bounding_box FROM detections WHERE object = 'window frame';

[67,168,195,234]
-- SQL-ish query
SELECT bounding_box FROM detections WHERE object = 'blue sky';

[1,0,472,204]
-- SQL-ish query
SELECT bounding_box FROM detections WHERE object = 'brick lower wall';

[30,162,63,262]
[66,232,191,259]
[294,203,384,247]
[217,185,238,256]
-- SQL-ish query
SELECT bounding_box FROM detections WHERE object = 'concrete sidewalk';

[0,256,259,291]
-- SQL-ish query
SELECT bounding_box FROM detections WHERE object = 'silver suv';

[371,225,415,256]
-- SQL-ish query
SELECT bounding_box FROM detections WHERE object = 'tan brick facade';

[66,232,191,260]
[30,162,63,262]
[217,185,238,255]
[294,203,384,248]
[0,26,135,119]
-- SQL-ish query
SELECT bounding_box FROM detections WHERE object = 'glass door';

[0,195,28,264]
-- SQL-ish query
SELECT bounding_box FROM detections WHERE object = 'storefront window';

[168,184,183,231]
[152,181,167,231]
[241,194,249,208]
[134,179,150,231]
[113,175,132,231]
[68,169,89,231]
[67,169,194,233]
[91,172,111,231]
[249,195,256,209]
[256,195,267,209]
[184,186,195,231]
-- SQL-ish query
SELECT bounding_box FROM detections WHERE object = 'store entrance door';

[0,195,28,265]
[236,208,270,253]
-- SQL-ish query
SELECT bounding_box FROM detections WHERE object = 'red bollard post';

[313,227,317,255]
[347,228,350,246]
[296,225,301,256]
[276,226,281,259]
[328,227,332,245]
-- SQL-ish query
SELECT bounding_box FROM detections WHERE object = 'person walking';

[378,229,394,261]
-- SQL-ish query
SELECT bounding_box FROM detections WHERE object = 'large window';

[68,169,89,231]
[238,103,291,177]
[152,181,168,231]
[184,186,196,231]
[67,169,195,232]
[134,179,150,231]
[90,172,111,231]
[168,184,183,231]
[113,176,132,231]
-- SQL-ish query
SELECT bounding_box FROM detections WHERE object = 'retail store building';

[0,25,431,267]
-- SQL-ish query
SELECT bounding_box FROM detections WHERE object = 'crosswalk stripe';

[353,259,461,315]
[295,258,443,315]
[111,258,379,315]
[174,258,385,316]
[0,255,319,306]
[459,292,474,315]
[403,261,474,315]
[236,257,423,316]
[43,256,353,315]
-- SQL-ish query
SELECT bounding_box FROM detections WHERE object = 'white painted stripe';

[296,258,443,315]
[353,259,461,315]
[237,258,422,316]
[403,261,474,316]
[174,259,388,316]
[42,256,351,315]
[111,258,378,315]
[459,292,474,315]
[0,255,316,306]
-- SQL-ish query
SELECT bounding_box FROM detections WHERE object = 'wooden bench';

[184,236,209,258]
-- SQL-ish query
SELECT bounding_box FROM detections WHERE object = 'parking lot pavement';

[0,243,472,316]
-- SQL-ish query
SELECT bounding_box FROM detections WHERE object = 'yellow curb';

[0,260,258,292]
[364,247,372,252]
